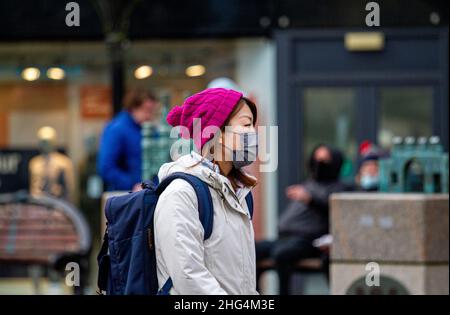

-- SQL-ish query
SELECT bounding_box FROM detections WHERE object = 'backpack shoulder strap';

[156,172,214,240]
[245,191,254,220]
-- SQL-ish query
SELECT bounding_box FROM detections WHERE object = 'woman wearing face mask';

[153,88,259,295]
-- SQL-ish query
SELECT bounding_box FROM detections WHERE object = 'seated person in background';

[355,140,382,191]
[256,144,353,295]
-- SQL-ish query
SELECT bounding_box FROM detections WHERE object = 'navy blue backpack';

[97,172,253,295]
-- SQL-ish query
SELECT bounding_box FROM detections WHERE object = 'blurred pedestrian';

[256,144,353,295]
[355,140,381,191]
[97,88,159,191]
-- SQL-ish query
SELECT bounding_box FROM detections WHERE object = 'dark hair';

[123,88,157,111]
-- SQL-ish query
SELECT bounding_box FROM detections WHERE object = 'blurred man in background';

[256,144,352,294]
[97,88,159,191]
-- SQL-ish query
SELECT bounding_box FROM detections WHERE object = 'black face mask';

[311,160,336,182]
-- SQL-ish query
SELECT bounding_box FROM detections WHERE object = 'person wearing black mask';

[256,144,352,295]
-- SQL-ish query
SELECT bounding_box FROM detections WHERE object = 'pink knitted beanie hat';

[166,88,243,150]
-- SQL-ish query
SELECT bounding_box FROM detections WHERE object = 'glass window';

[378,86,433,149]
[303,87,357,179]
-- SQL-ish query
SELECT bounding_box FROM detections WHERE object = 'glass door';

[302,87,357,179]
[377,86,434,149]
[300,85,436,181]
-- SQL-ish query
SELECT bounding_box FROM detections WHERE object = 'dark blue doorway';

[276,27,449,212]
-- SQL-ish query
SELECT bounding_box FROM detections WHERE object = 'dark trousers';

[256,237,324,295]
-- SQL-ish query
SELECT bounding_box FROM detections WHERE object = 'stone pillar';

[330,193,449,295]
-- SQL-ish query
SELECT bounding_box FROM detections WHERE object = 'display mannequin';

[29,126,74,202]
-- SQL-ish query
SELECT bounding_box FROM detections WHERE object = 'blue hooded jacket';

[97,111,142,191]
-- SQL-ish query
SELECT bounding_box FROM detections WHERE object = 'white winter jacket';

[154,152,258,295]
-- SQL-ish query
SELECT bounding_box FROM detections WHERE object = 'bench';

[0,191,92,294]
[256,245,330,294]
[258,257,325,271]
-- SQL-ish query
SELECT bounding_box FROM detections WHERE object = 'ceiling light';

[47,67,65,80]
[186,65,206,77]
[21,67,40,81]
[134,65,153,79]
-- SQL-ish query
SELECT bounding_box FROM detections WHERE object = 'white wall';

[235,38,278,240]
[235,38,278,294]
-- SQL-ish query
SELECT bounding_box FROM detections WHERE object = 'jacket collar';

[159,152,253,217]
[121,110,141,129]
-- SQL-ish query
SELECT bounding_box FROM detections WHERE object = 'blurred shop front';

[0,39,274,241]
[0,0,281,255]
